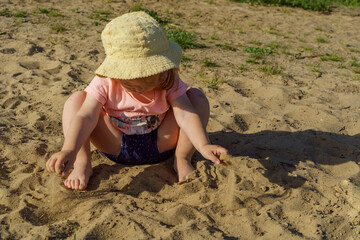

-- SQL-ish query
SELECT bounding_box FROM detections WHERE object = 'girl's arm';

[171,93,228,164]
[46,93,103,175]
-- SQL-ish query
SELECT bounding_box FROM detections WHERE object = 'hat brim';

[95,41,182,80]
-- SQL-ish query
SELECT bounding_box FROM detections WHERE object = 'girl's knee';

[66,91,86,103]
[64,91,87,108]
[186,88,210,124]
[186,88,209,107]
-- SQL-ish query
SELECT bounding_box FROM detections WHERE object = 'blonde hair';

[160,68,179,90]
[97,68,179,90]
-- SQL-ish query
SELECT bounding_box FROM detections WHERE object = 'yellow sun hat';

[95,11,182,80]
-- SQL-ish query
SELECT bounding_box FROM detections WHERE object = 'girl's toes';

[64,179,70,188]
[79,182,86,190]
[72,179,79,190]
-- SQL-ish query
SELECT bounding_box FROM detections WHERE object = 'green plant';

[311,68,321,73]
[236,27,246,34]
[216,43,237,51]
[350,61,360,67]
[248,40,262,46]
[182,55,191,62]
[244,46,273,62]
[52,25,67,33]
[265,26,280,35]
[239,64,248,71]
[349,48,360,53]
[298,45,313,52]
[353,75,360,81]
[14,11,26,18]
[267,41,282,51]
[37,7,62,17]
[166,29,205,49]
[258,64,283,75]
[229,0,360,11]
[129,4,169,24]
[320,53,343,62]
[195,72,206,79]
[210,34,219,40]
[203,77,223,89]
[316,37,327,43]
[246,58,260,64]
[89,9,111,21]
[203,58,218,67]
[0,8,12,16]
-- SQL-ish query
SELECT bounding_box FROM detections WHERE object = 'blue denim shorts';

[101,129,175,165]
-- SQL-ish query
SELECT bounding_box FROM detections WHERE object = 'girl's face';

[115,73,166,94]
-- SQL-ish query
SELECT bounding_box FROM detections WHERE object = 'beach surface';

[1,0,360,239]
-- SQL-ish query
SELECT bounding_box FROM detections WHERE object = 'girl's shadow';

[86,130,360,192]
[209,130,360,189]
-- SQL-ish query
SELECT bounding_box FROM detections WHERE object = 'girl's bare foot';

[64,157,93,190]
[174,157,195,182]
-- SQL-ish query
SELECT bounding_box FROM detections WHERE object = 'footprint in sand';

[1,96,27,109]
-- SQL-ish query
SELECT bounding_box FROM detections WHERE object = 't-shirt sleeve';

[166,75,189,103]
[84,76,109,105]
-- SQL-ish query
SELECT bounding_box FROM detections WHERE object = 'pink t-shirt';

[84,75,188,135]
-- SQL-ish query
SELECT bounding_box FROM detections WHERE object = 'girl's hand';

[46,150,76,176]
[199,144,228,164]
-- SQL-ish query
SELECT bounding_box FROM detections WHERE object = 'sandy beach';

[1,0,360,239]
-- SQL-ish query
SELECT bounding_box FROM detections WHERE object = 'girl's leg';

[61,91,123,190]
[158,88,210,181]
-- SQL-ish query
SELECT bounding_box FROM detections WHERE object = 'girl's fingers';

[208,146,229,164]
[54,157,65,174]
[62,161,72,176]
[46,156,56,172]
[207,152,221,164]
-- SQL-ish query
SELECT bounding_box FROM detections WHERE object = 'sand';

[1,0,360,239]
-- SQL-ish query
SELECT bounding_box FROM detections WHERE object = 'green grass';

[203,77,223,89]
[211,34,219,40]
[230,0,360,11]
[216,43,237,51]
[129,4,169,24]
[166,29,206,49]
[14,11,26,18]
[258,64,283,75]
[353,75,360,81]
[203,58,218,67]
[350,61,359,67]
[244,46,273,62]
[267,41,283,50]
[52,25,67,33]
[320,53,343,62]
[349,48,360,53]
[244,46,273,55]
[0,8,12,16]
[37,8,63,17]
[316,37,327,43]
[89,9,111,21]
[236,27,246,34]
[248,40,262,46]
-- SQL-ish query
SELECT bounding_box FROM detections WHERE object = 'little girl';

[46,11,228,190]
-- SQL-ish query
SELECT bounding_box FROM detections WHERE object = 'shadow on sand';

[87,130,360,194]
[209,129,360,189]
